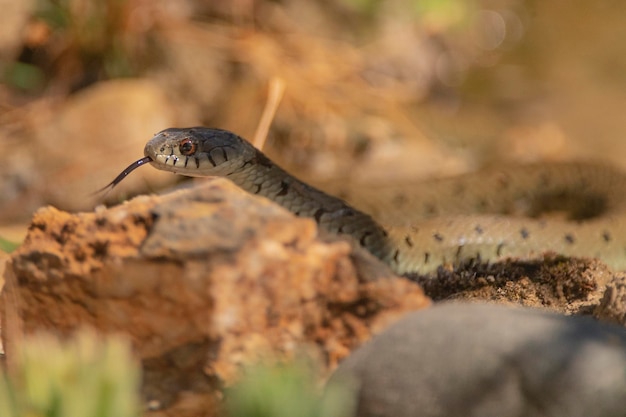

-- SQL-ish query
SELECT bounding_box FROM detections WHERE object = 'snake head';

[97,127,262,195]
[144,127,257,177]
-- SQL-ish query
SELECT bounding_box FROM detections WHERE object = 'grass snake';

[103,127,626,275]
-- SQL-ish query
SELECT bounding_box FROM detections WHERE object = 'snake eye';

[179,138,197,155]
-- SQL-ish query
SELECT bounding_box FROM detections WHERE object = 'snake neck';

[226,149,396,262]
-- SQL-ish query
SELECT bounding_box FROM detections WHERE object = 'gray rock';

[330,302,626,417]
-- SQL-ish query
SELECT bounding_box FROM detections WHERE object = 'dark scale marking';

[207,153,217,167]
[194,157,200,168]
[520,228,530,239]
[393,250,400,263]
[381,228,388,237]
[602,231,612,243]
[184,156,189,168]
[276,180,290,196]
[405,235,414,247]
[424,252,430,264]
[475,225,484,235]
[221,147,228,161]
[241,151,274,170]
[564,234,575,244]
[496,243,505,257]
[254,183,262,194]
[455,245,463,259]
[360,231,373,246]
[314,208,326,223]
[254,149,274,168]
[343,209,356,217]
[172,157,178,166]
[433,233,444,243]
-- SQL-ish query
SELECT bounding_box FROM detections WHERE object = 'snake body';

[137,127,626,275]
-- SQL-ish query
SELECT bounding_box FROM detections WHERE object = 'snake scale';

[103,127,626,275]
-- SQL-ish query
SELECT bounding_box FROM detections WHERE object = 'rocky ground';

[2,178,431,416]
[4,1,626,416]
[4,176,626,416]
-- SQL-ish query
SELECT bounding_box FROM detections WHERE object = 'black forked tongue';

[94,156,152,195]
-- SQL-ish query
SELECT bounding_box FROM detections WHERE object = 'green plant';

[0,236,21,253]
[225,359,355,417]
[0,329,141,417]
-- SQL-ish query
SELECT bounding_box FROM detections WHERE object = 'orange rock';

[1,178,429,415]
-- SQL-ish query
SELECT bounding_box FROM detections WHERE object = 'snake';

[102,127,626,276]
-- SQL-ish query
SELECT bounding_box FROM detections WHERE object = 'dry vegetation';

[2,1,626,234]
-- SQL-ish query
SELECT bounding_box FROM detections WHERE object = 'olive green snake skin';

[105,127,626,276]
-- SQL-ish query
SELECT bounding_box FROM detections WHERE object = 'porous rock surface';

[1,178,430,416]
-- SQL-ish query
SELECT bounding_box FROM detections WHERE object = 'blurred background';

[2,0,626,244]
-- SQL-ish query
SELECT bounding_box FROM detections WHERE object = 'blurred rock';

[0,79,178,223]
[36,79,179,207]
[331,302,626,417]
[1,177,429,416]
